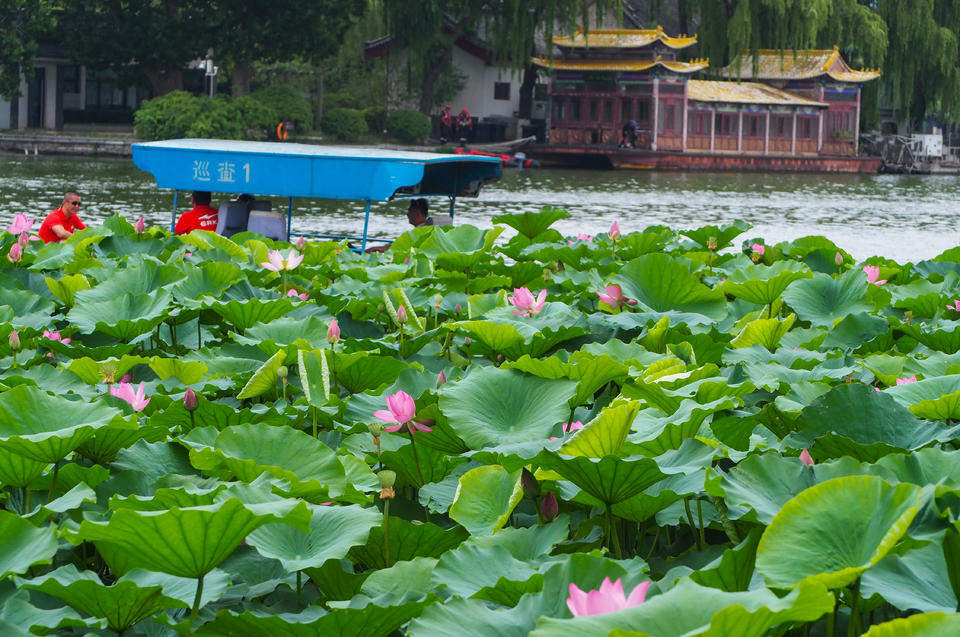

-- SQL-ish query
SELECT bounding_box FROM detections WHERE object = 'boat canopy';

[131,139,502,250]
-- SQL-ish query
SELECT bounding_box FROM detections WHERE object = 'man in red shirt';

[39,191,87,243]
[174,191,218,235]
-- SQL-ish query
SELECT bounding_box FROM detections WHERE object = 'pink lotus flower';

[568,233,594,244]
[550,421,584,441]
[109,381,151,412]
[896,375,917,385]
[285,289,308,301]
[375,390,431,434]
[596,285,637,310]
[120,374,132,383]
[327,318,340,344]
[133,217,146,234]
[863,265,887,286]
[608,221,621,241]
[947,300,960,312]
[261,249,304,272]
[567,577,650,617]
[751,243,766,256]
[42,330,71,345]
[17,231,28,249]
[295,236,306,251]
[7,243,21,263]
[6,214,33,235]
[437,370,447,387]
[799,448,814,467]
[508,287,547,317]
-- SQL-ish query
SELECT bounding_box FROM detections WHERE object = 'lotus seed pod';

[368,422,383,437]
[378,470,397,488]
[706,236,718,251]
[183,388,199,412]
[101,362,117,384]
[277,365,288,380]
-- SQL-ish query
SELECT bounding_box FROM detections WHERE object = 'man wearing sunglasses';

[39,191,88,243]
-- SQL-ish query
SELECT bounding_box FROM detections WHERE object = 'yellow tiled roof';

[687,80,827,106]
[531,57,709,74]
[722,48,880,82]
[553,28,697,50]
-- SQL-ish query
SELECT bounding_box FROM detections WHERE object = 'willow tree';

[381,0,622,114]
[0,0,54,99]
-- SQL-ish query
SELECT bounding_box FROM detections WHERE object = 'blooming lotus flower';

[17,231,28,249]
[110,381,151,412]
[261,249,304,272]
[863,265,887,285]
[550,420,584,441]
[948,300,960,312]
[799,448,814,467]
[608,221,621,241]
[285,288,308,301]
[42,330,71,345]
[596,285,637,310]
[375,390,431,434]
[327,318,340,344]
[541,491,559,522]
[295,236,306,251]
[896,375,917,385]
[568,233,594,244]
[751,243,765,256]
[6,214,32,235]
[133,217,146,234]
[7,243,21,263]
[508,287,547,317]
[567,577,650,617]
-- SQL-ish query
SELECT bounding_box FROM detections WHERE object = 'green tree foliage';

[386,109,431,143]
[0,0,54,99]
[320,107,367,141]
[133,91,278,140]
[250,84,313,132]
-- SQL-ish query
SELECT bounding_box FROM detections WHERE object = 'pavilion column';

[681,80,689,152]
[651,77,660,151]
[817,85,825,153]
[545,80,553,143]
[710,107,716,152]
[764,109,770,155]
[791,111,797,155]
[737,108,743,153]
[854,86,861,155]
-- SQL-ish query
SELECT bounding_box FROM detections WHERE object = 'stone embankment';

[0,133,132,156]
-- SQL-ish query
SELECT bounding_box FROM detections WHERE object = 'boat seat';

[431,214,453,226]
[247,202,287,242]
[216,202,249,237]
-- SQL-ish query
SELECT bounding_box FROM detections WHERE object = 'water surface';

[1,153,957,261]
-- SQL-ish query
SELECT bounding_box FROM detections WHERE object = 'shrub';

[362,106,387,134]
[251,84,314,132]
[184,96,247,139]
[133,91,204,140]
[323,91,358,110]
[234,95,279,138]
[386,109,431,144]
[320,108,367,142]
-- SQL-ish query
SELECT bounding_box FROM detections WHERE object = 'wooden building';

[532,28,881,172]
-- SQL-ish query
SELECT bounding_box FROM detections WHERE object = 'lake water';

[1,153,958,261]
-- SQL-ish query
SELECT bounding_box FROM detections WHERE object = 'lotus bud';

[437,370,447,388]
[368,422,383,437]
[434,295,442,310]
[327,318,341,344]
[8,330,19,352]
[464,336,471,346]
[799,448,814,467]
[835,251,843,266]
[608,220,621,242]
[101,362,117,384]
[133,217,146,234]
[183,388,198,412]
[277,365,288,381]
[541,491,558,522]
[706,236,718,251]
[120,374,132,383]
[295,236,306,251]
[17,231,28,249]
[454,303,462,314]
[497,353,503,363]
[7,243,21,263]
[521,468,540,498]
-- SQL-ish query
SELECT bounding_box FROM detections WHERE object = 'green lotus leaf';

[910,390,960,421]
[450,464,523,535]
[781,270,872,327]
[721,261,813,306]
[730,314,796,351]
[360,556,438,604]
[453,320,528,357]
[613,253,728,319]
[0,287,56,330]
[0,385,122,462]
[481,303,591,357]
[178,229,247,259]
[67,290,172,339]
[0,510,59,579]
[349,517,469,570]
[77,496,310,578]
[439,366,577,448]
[237,316,337,353]
[26,483,97,524]
[612,472,705,523]
[690,528,763,592]
[203,297,296,332]
[896,321,960,354]
[861,542,957,613]
[45,273,92,307]
[171,262,244,306]
[432,543,539,604]
[821,312,890,350]
[756,476,924,589]
[618,227,675,259]
[75,261,185,304]
[149,357,208,384]
[381,442,464,488]
[536,453,665,506]
[0,449,46,488]
[246,504,381,572]
[236,349,286,400]
[65,355,150,385]
[710,451,820,524]
[502,353,630,407]
[681,220,751,250]
[297,348,330,406]
[886,375,960,404]
[15,564,189,632]
[559,401,642,458]
[331,351,415,394]
[530,578,832,637]
[0,589,100,635]
[492,206,570,239]
[861,612,960,636]
[627,397,738,456]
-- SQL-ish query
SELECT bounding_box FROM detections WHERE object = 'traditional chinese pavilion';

[531,28,881,172]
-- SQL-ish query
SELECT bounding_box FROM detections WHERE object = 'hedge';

[386,109,431,144]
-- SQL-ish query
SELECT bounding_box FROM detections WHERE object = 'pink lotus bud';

[799,448,814,467]
[133,217,146,234]
[295,236,306,251]
[608,221,621,241]
[454,303,462,314]
[327,318,340,344]
[464,336,471,346]
[183,388,198,412]
[835,252,843,266]
[437,370,447,387]
[120,374,132,383]
[7,243,21,263]
[541,491,558,522]
[396,305,408,324]
[8,330,20,351]
[521,468,539,498]
[17,231,28,249]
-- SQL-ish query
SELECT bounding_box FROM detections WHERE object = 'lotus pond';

[2,209,960,635]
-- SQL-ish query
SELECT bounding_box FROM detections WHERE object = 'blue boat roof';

[131,139,502,200]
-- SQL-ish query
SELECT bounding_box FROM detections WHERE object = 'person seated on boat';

[365,199,433,253]
[174,191,219,235]
[39,190,87,243]
[620,120,639,149]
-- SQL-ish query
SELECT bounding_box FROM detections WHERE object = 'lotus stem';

[22,486,30,515]
[169,321,178,350]
[296,571,303,606]
[47,461,59,502]
[847,579,861,637]
[197,318,202,347]
[312,406,317,438]
[383,499,391,568]
[709,495,741,545]
[408,430,425,486]
[188,411,196,433]
[684,497,700,550]
[605,503,622,559]
[190,574,204,622]
[696,498,706,548]
[645,525,661,562]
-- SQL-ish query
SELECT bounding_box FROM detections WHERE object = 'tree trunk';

[143,68,183,96]
[231,63,254,97]
[518,64,538,120]
[314,72,324,130]
[418,47,453,114]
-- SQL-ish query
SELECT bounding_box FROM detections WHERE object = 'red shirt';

[174,205,219,235]
[39,207,87,243]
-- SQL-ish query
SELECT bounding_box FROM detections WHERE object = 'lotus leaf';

[0,510,58,579]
